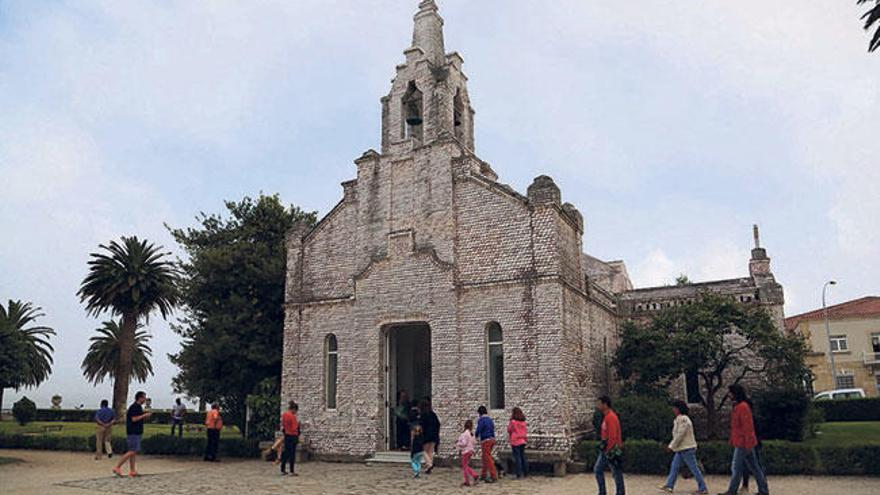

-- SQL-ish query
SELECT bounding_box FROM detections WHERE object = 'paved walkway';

[2,449,880,494]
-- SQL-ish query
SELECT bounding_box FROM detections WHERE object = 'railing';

[864,351,880,365]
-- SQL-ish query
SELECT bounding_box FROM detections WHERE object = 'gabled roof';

[784,296,880,331]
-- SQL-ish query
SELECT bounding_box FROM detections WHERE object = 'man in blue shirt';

[474,406,497,482]
[94,399,115,460]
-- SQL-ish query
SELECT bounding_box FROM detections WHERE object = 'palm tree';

[859,0,880,52]
[78,236,178,415]
[0,300,55,420]
[82,320,154,386]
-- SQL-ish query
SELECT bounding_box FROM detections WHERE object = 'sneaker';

[426,466,434,474]
[128,471,140,478]
[693,491,710,495]
[280,471,288,476]
[658,486,673,493]
[112,467,124,478]
[108,454,113,459]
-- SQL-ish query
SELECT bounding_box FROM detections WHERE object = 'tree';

[675,274,691,286]
[82,320,154,386]
[77,237,178,416]
[0,300,55,420]
[858,0,880,52]
[613,293,808,438]
[168,194,316,434]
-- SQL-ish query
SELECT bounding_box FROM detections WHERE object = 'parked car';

[813,388,866,401]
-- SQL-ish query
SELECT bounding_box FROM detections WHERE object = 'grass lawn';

[0,456,22,465]
[0,421,241,439]
[806,421,880,447]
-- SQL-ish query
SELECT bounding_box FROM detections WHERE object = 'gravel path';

[2,449,880,494]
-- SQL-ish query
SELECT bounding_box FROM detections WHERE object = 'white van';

[813,388,866,401]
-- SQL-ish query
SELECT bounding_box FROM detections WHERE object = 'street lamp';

[823,280,838,390]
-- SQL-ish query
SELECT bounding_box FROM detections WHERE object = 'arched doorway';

[384,322,431,451]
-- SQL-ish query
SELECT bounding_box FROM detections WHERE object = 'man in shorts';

[113,391,152,477]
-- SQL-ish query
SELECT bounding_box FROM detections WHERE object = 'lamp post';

[822,281,838,390]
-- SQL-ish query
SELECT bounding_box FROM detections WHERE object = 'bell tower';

[381,0,476,154]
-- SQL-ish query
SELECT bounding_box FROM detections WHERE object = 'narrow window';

[685,368,702,404]
[487,322,505,410]
[325,334,338,409]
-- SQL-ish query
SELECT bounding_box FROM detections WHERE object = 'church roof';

[784,296,880,331]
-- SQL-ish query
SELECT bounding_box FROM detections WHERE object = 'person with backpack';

[658,400,708,494]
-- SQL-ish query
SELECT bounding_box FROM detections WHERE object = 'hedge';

[34,409,208,425]
[814,398,880,422]
[575,439,880,476]
[0,434,259,458]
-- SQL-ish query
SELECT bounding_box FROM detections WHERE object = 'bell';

[407,116,423,126]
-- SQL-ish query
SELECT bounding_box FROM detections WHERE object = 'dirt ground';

[2,449,880,494]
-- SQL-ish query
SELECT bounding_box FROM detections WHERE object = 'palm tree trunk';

[113,312,137,418]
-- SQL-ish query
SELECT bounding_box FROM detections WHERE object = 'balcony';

[864,351,880,366]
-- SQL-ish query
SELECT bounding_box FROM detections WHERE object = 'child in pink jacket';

[508,407,529,478]
[457,419,478,486]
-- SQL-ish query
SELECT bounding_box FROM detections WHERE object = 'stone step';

[366,451,411,465]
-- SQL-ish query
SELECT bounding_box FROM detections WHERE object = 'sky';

[0,0,877,410]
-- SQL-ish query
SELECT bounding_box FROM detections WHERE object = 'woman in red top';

[507,407,529,479]
[720,385,768,495]
[594,396,624,495]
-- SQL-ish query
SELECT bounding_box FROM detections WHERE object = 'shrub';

[33,408,207,424]
[245,378,280,440]
[816,445,880,476]
[575,440,821,475]
[591,395,674,442]
[814,398,880,422]
[12,397,37,425]
[753,387,812,441]
[0,433,259,458]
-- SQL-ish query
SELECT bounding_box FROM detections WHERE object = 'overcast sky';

[1,1,877,410]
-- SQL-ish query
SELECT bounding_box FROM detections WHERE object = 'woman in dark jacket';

[419,400,441,474]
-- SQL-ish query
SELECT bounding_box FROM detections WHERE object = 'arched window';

[325,334,338,410]
[486,322,505,410]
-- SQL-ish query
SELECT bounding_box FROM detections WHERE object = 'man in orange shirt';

[280,401,300,476]
[594,395,625,495]
[204,403,223,462]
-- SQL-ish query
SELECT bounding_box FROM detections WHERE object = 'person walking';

[94,399,115,460]
[170,398,186,438]
[112,391,152,477]
[410,421,425,479]
[740,397,764,495]
[457,419,479,486]
[719,385,769,495]
[594,395,625,495]
[204,402,223,462]
[280,401,300,476]
[474,405,498,483]
[658,400,708,494]
[507,407,529,479]
[419,400,441,474]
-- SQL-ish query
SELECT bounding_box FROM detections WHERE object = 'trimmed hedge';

[575,439,880,476]
[591,396,675,442]
[34,409,208,425]
[814,398,880,422]
[0,433,259,458]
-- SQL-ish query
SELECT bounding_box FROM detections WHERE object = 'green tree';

[78,237,178,416]
[168,194,316,434]
[0,301,55,420]
[82,320,154,386]
[858,0,880,52]
[613,293,807,438]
